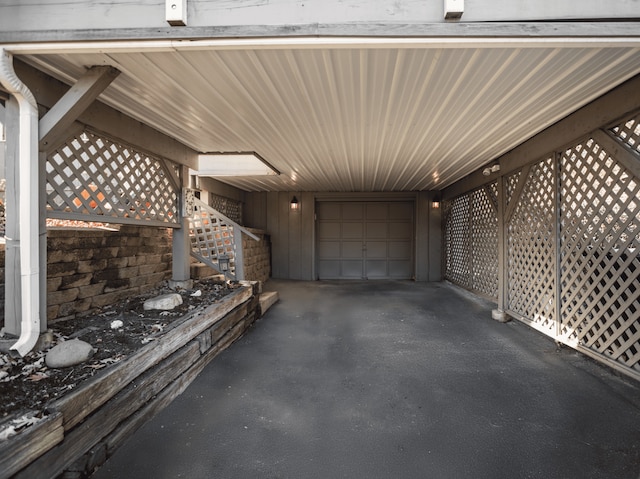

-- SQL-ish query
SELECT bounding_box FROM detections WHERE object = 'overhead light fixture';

[290,196,299,211]
[197,152,280,177]
[482,164,501,176]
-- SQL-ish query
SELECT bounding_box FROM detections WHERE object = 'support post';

[492,174,509,322]
[171,165,191,288]
[234,231,245,281]
[39,151,47,330]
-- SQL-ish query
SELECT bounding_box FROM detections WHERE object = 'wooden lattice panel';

[209,194,242,225]
[507,157,557,332]
[188,199,240,277]
[470,186,498,299]
[47,130,178,225]
[560,137,640,371]
[443,194,472,290]
[506,170,522,207]
[610,114,640,155]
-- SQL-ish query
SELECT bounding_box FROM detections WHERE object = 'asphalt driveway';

[92,280,640,479]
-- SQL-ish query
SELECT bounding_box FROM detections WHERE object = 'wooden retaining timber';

[1,283,261,479]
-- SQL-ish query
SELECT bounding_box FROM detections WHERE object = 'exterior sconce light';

[218,253,230,272]
[432,201,441,209]
[290,196,299,211]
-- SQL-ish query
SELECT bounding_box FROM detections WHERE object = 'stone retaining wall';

[242,228,271,283]
[0,225,271,326]
[46,226,172,321]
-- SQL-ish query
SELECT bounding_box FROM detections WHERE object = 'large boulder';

[46,339,95,368]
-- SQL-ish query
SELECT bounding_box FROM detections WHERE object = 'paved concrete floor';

[92,280,640,479]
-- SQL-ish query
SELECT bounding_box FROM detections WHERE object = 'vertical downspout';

[0,48,41,357]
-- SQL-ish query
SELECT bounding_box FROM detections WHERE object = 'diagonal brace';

[39,65,120,150]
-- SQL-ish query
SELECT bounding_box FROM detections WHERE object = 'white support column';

[171,165,192,288]
[492,174,509,322]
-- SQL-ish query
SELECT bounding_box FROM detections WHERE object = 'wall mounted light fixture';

[482,164,501,176]
[290,196,299,211]
[432,200,441,209]
[218,253,230,272]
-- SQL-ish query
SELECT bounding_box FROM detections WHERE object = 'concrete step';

[190,262,218,279]
[259,291,279,317]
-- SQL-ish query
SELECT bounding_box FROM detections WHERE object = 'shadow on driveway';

[93,280,640,479]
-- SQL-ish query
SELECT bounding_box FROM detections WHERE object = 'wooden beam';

[14,60,199,169]
[39,66,120,151]
[591,128,640,180]
[2,22,640,44]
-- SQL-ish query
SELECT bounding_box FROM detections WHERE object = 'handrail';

[188,198,259,281]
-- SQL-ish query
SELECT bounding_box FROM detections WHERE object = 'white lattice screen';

[47,130,179,227]
[559,130,640,371]
[444,195,471,290]
[209,194,242,225]
[188,198,241,279]
[507,157,557,334]
[444,185,499,299]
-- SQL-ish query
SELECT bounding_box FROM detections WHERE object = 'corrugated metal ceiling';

[17,41,640,192]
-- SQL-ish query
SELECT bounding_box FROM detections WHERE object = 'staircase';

[187,198,259,281]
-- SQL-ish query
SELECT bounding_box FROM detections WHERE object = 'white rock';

[110,319,124,329]
[190,289,202,297]
[46,339,95,368]
[143,293,183,311]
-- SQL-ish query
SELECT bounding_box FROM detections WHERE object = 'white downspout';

[0,48,41,357]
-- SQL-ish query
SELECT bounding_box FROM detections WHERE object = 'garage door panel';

[389,222,412,239]
[343,203,364,220]
[317,222,341,240]
[366,222,388,239]
[341,260,363,278]
[316,201,414,280]
[366,203,388,220]
[342,242,364,259]
[317,202,341,220]
[343,223,363,238]
[317,241,340,257]
[366,241,387,258]
[366,260,388,278]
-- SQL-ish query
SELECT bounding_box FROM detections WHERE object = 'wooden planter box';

[1,283,260,479]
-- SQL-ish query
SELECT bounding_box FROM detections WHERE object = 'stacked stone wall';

[45,226,172,320]
[242,229,271,283]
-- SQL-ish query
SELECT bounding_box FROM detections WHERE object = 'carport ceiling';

[15,38,640,192]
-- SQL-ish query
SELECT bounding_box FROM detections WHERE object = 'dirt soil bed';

[0,278,236,439]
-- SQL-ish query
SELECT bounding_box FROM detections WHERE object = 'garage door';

[316,201,414,279]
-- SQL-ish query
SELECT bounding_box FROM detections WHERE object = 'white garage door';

[316,201,414,280]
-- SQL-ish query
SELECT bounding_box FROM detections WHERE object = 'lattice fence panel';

[209,194,242,225]
[610,113,640,155]
[560,137,640,371]
[188,199,240,278]
[46,130,179,226]
[506,170,522,207]
[507,158,557,333]
[470,186,499,299]
[444,194,472,289]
